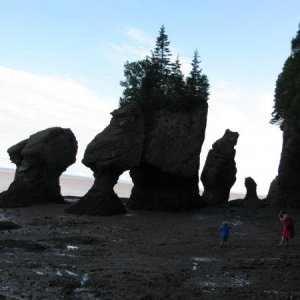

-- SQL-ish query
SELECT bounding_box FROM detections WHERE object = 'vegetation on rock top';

[271,23,300,128]
[119,25,209,111]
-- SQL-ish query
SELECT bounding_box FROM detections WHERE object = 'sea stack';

[201,129,239,205]
[66,103,144,216]
[67,101,208,215]
[0,127,77,208]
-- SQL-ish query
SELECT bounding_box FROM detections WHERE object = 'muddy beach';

[0,202,299,299]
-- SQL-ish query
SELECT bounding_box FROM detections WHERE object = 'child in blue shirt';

[219,222,230,247]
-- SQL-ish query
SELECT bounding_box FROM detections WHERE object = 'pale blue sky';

[0,1,299,96]
[0,1,299,194]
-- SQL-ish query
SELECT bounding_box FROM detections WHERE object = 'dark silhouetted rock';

[201,129,239,205]
[128,106,207,210]
[67,102,208,215]
[244,177,258,199]
[272,123,300,207]
[0,127,77,208]
[241,177,262,208]
[230,177,264,208]
[265,176,279,206]
[66,104,144,215]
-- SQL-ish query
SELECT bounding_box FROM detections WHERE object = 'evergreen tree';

[186,50,209,105]
[167,56,185,107]
[170,56,184,92]
[119,26,209,111]
[271,24,300,127]
[152,25,172,73]
[119,60,148,105]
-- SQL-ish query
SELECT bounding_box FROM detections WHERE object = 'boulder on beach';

[0,127,78,208]
[201,129,239,206]
[67,101,208,215]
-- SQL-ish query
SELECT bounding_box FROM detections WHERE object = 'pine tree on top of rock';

[119,25,209,111]
[151,25,172,80]
[186,50,209,108]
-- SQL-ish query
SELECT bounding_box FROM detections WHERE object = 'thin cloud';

[99,26,195,79]
[0,65,117,177]
[123,26,154,46]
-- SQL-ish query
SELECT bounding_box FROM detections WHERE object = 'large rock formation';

[67,102,208,215]
[66,104,144,215]
[268,123,300,207]
[128,107,207,210]
[0,127,77,208]
[201,129,239,205]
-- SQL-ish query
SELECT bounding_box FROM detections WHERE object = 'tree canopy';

[271,24,300,128]
[119,26,209,111]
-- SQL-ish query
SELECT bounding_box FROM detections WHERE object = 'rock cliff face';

[67,102,208,215]
[0,127,77,207]
[266,176,279,206]
[201,129,239,205]
[270,123,300,207]
[128,106,207,210]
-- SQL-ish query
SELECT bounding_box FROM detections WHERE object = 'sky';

[0,0,299,195]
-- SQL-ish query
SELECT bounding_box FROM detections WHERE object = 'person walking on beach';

[219,222,230,247]
[279,211,294,246]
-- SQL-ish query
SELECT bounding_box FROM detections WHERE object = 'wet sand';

[0,203,299,299]
[0,169,299,299]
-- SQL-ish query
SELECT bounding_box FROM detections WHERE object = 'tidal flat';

[0,203,299,299]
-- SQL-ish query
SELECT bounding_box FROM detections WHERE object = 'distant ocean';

[0,167,244,200]
[0,168,132,198]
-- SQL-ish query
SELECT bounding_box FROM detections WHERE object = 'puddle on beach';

[192,257,221,271]
[198,274,250,292]
[193,257,220,262]
[0,210,8,221]
[67,245,79,250]
[80,273,89,285]
[112,238,123,243]
[231,220,243,226]
[33,267,90,285]
[65,270,78,277]
[1,265,92,298]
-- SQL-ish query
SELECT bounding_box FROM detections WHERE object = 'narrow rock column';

[66,168,126,216]
[201,129,239,205]
[244,177,258,199]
